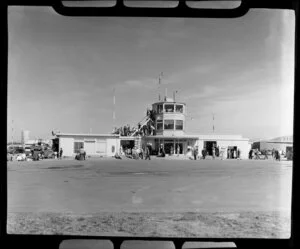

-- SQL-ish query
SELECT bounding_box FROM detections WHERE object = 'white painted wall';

[106,138,120,157]
[58,135,120,157]
[59,137,74,157]
[84,141,96,155]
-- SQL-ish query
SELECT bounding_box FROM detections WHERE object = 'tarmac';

[7,157,292,214]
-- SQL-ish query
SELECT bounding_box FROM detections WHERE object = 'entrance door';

[164,142,174,155]
[227,146,237,159]
[175,143,183,154]
[204,141,217,155]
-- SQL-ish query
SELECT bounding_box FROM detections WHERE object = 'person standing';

[276,150,281,161]
[212,146,216,159]
[233,149,237,159]
[79,146,85,160]
[249,149,253,159]
[59,148,63,160]
[263,150,268,160]
[271,148,275,160]
[202,148,206,160]
[193,146,198,160]
[145,145,151,160]
[216,146,219,157]
[237,149,241,160]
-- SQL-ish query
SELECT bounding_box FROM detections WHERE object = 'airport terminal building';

[55,97,251,159]
[252,136,293,154]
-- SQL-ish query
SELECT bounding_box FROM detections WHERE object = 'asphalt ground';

[7,157,292,213]
[7,157,292,239]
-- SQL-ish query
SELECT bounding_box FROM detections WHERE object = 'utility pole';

[11,120,14,145]
[158,72,163,101]
[113,88,116,131]
[212,113,215,133]
[173,90,178,102]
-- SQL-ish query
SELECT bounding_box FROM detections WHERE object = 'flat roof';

[146,134,249,141]
[152,101,186,106]
[146,135,200,139]
[56,133,120,138]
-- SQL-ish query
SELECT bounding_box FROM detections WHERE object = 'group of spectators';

[112,109,157,137]
[227,148,241,159]
[248,148,283,161]
[113,124,134,136]
[187,146,221,160]
[115,144,152,160]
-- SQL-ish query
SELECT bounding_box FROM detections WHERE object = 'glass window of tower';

[165,104,174,113]
[157,104,163,114]
[175,120,183,130]
[164,120,174,130]
[156,120,163,130]
[176,105,183,113]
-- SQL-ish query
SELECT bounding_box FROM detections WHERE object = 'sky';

[7,6,295,142]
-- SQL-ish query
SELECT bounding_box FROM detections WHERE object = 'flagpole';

[113,88,116,131]
[158,72,163,101]
[212,113,215,133]
[11,119,14,145]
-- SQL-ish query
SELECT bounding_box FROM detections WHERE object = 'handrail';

[131,117,151,137]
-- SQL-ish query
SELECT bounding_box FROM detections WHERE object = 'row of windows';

[156,104,184,114]
[156,120,183,130]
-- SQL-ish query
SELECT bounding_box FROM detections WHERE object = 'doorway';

[204,141,217,155]
[120,140,134,154]
[227,146,238,159]
[175,143,183,154]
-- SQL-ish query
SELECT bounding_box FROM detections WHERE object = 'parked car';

[43,149,55,159]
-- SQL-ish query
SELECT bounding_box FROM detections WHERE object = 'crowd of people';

[248,148,283,161]
[186,146,225,160]
[112,109,157,137]
[115,144,152,160]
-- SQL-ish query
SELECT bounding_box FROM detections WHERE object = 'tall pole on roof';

[212,113,215,133]
[11,119,14,145]
[113,88,116,131]
[165,87,167,101]
[158,72,163,101]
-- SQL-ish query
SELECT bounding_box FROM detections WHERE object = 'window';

[176,105,183,113]
[157,104,163,114]
[74,142,84,153]
[175,120,183,130]
[156,120,163,130]
[164,120,174,130]
[164,104,174,113]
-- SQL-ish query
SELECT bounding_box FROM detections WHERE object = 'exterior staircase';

[131,116,151,137]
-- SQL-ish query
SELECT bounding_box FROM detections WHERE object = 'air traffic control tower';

[152,97,186,137]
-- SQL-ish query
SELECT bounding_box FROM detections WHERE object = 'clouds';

[7,7,295,141]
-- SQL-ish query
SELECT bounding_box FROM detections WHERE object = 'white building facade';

[56,133,120,157]
[142,98,251,159]
[55,98,251,159]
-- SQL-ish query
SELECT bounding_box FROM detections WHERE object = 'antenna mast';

[11,120,14,145]
[212,113,215,133]
[113,88,116,131]
[158,72,163,101]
